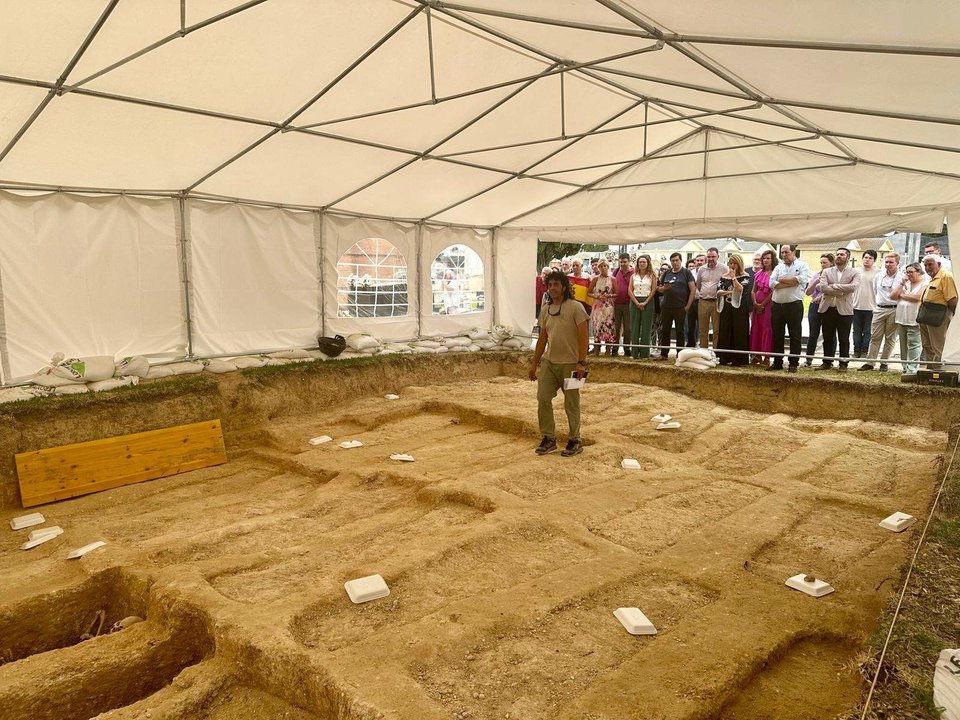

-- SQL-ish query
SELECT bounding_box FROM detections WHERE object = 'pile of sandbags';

[675,348,719,370]
[346,333,382,356]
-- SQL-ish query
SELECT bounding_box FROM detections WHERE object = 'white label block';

[785,574,835,598]
[384,394,400,400]
[621,458,641,470]
[308,435,332,446]
[339,440,363,449]
[28,525,63,542]
[10,513,45,530]
[21,527,63,550]
[67,541,106,560]
[614,607,657,635]
[656,421,681,431]
[879,512,917,533]
[344,574,390,604]
[390,453,415,462]
[651,414,671,423]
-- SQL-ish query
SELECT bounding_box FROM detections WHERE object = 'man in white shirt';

[852,250,878,359]
[696,248,725,349]
[817,247,859,370]
[767,244,811,372]
[860,252,903,372]
[924,241,952,272]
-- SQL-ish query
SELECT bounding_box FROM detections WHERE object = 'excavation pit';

[0,358,950,719]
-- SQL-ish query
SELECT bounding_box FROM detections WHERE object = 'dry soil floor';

[0,377,945,720]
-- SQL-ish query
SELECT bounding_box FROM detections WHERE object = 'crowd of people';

[535,241,957,374]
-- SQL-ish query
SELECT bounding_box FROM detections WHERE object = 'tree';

[536,241,612,270]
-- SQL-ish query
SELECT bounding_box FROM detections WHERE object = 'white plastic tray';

[621,458,641,470]
[879,512,916,532]
[785,573,835,597]
[10,512,45,530]
[651,414,671,423]
[344,574,390,604]
[67,541,106,560]
[308,435,332,446]
[21,527,63,550]
[384,394,400,400]
[390,453,415,462]
[339,440,363,449]
[28,525,63,542]
[656,421,681,430]
[614,607,657,635]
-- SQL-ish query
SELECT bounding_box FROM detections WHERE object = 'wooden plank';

[15,420,226,508]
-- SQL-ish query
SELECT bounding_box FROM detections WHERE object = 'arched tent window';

[336,238,408,318]
[431,245,485,315]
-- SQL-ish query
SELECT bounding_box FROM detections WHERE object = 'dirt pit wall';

[0,353,957,510]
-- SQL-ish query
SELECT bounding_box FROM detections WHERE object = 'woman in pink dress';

[750,250,776,364]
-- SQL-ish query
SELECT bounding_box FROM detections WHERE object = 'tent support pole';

[176,194,195,358]
[490,227,498,327]
[316,210,326,339]
[426,8,437,102]
[427,2,960,57]
[416,223,424,338]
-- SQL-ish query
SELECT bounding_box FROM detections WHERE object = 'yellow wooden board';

[15,419,227,508]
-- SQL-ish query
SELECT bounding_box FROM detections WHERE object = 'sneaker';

[787,365,798,373]
[535,437,557,455]
[879,364,889,372]
[857,364,874,371]
[561,439,583,457]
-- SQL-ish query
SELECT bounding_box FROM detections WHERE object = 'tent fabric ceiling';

[2,0,960,232]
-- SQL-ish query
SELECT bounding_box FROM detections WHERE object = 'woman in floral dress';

[588,260,618,355]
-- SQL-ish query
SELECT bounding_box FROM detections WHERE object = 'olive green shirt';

[538,298,589,365]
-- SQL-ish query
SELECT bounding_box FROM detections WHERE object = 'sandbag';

[144,365,175,379]
[52,355,115,382]
[88,376,138,392]
[677,357,713,370]
[467,328,492,341]
[231,356,267,369]
[492,324,514,341]
[114,355,150,378]
[267,348,312,360]
[166,361,204,375]
[29,368,85,388]
[346,333,380,351]
[444,336,472,348]
[435,346,450,353]
[474,339,497,350]
[384,343,413,353]
[500,338,525,350]
[359,347,380,355]
[468,344,481,352]
[0,387,39,403]
[54,384,90,395]
[448,346,468,353]
[412,340,443,349]
[676,348,716,363]
[205,359,238,374]
[411,346,437,354]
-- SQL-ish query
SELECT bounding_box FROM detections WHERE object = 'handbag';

[916,301,948,327]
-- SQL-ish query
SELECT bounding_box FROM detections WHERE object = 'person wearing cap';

[530,271,588,457]
[918,254,958,369]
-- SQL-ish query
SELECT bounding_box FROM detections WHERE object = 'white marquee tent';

[2,0,960,379]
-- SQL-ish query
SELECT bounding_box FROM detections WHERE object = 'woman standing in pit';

[588,260,617,355]
[628,254,657,359]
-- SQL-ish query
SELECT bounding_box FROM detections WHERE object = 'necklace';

[547,298,563,316]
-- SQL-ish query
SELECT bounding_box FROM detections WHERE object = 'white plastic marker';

[879,512,916,532]
[390,453,415,462]
[67,541,106,560]
[339,440,363,449]
[384,394,400,400]
[28,526,63,542]
[651,414,671,423]
[308,435,332,446]
[933,649,960,718]
[621,458,641,470]
[344,574,390,604]
[656,421,681,431]
[10,513,45,530]
[785,573,835,598]
[21,527,63,550]
[614,608,657,635]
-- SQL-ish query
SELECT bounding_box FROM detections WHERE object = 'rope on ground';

[860,427,960,719]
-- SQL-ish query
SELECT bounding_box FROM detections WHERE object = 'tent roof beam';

[428,2,960,58]
[594,161,856,191]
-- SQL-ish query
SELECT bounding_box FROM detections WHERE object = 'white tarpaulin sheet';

[188,200,319,356]
[0,192,184,380]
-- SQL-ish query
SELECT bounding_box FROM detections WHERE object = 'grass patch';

[849,430,960,719]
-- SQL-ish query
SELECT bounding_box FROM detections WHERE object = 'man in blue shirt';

[654,253,696,360]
